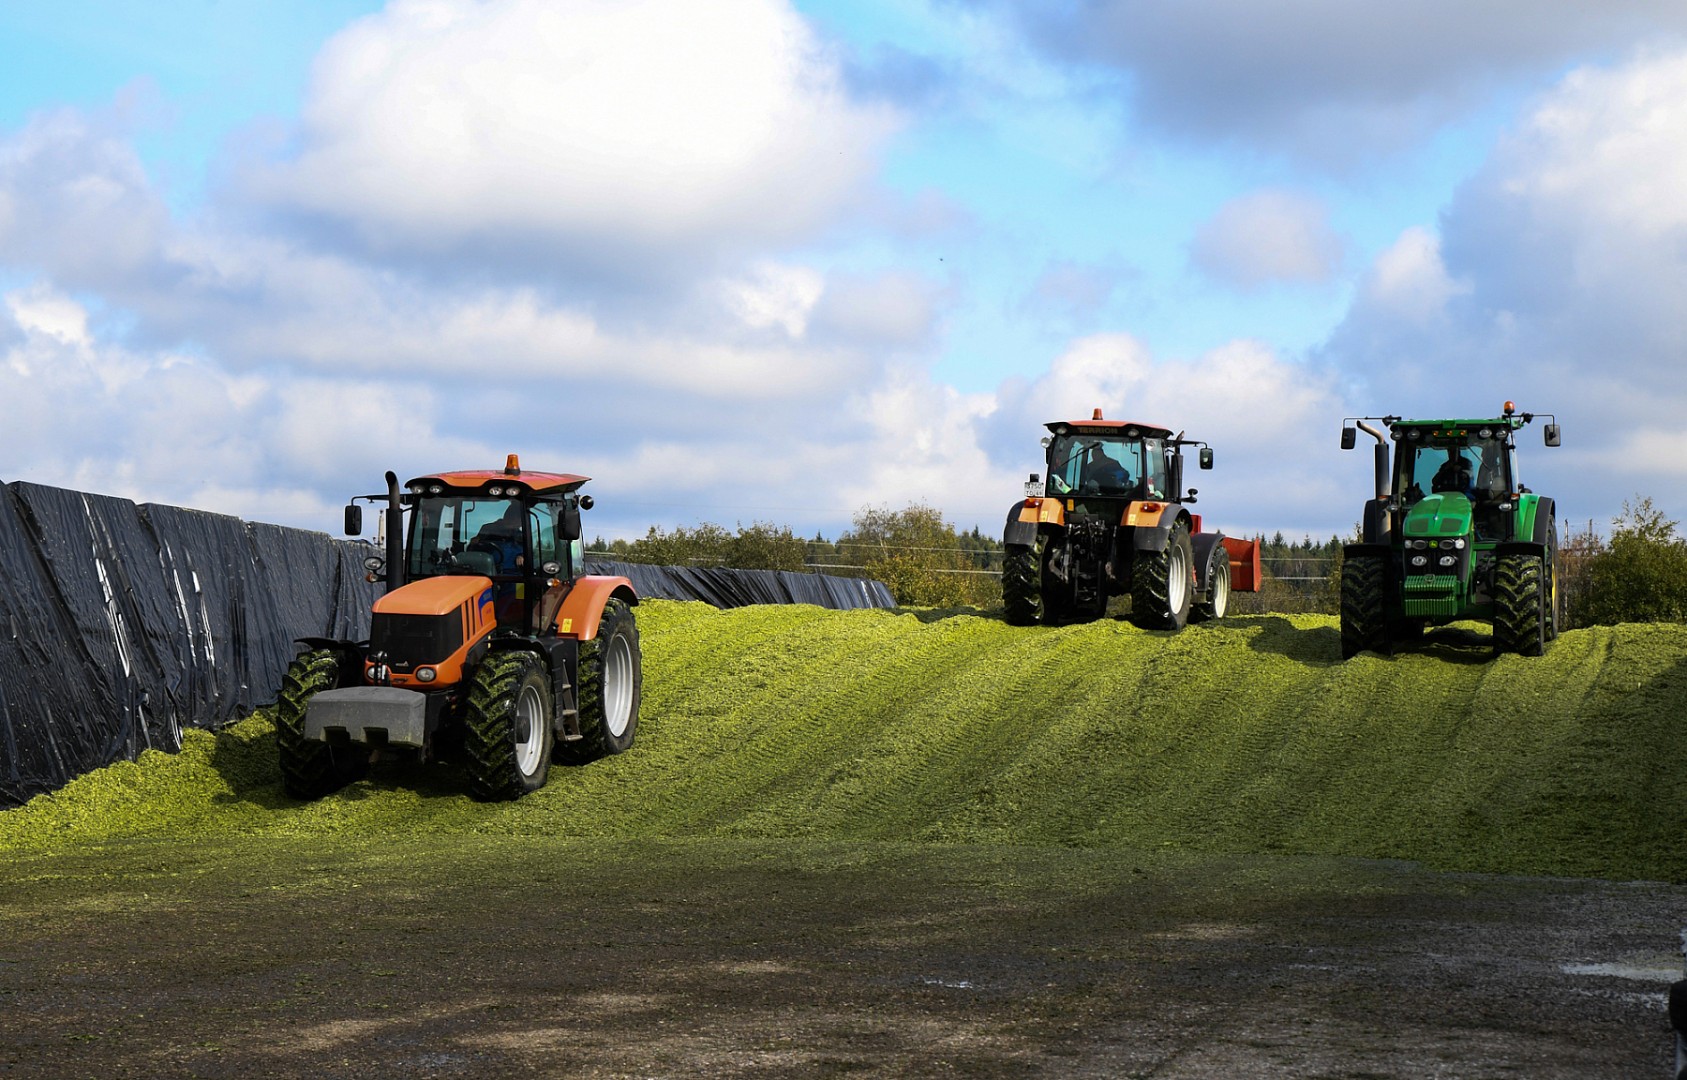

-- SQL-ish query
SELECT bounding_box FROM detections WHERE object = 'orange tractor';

[1002,410,1260,629]
[275,456,640,801]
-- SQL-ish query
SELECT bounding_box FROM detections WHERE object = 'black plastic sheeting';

[584,558,895,610]
[0,482,380,807]
[0,481,894,806]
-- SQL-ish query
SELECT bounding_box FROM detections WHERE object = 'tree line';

[588,497,1687,628]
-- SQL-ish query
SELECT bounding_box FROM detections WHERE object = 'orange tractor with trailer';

[275,455,640,801]
[1002,409,1261,629]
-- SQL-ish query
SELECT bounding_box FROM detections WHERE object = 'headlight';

[1438,555,1456,567]
[1407,429,1421,441]
[363,555,385,572]
[487,485,503,496]
[1411,555,1429,567]
[427,484,443,495]
[1410,539,1429,550]
[415,667,437,683]
[1478,427,1493,439]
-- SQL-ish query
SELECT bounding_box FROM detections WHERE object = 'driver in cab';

[1084,445,1132,494]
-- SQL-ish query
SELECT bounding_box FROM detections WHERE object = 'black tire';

[1493,553,1546,656]
[1038,536,1074,626]
[275,648,367,800]
[464,651,554,801]
[1340,555,1389,659]
[1001,542,1040,626]
[1130,519,1194,631]
[558,598,641,764]
[1190,547,1231,623]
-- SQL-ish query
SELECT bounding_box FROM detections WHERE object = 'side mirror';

[1198,448,1214,470]
[344,504,363,536]
[1340,426,1356,450]
[1544,424,1561,447]
[562,503,583,541]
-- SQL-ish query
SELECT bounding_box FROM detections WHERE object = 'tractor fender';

[1361,498,1393,547]
[1529,497,1556,548]
[1191,532,1223,592]
[293,637,366,660]
[1129,508,1191,554]
[547,575,638,640]
[1003,502,1040,548]
[1493,541,1548,561]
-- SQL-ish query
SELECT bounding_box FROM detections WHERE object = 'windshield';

[405,496,573,579]
[1396,434,1512,505]
[1046,436,1167,498]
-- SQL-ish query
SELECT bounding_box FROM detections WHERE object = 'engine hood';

[1401,493,1474,540]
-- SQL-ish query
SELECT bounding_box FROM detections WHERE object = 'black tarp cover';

[0,482,893,805]
[0,482,379,806]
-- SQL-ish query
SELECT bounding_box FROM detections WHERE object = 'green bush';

[1571,497,1687,626]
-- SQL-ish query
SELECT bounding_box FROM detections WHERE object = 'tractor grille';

[369,611,464,667]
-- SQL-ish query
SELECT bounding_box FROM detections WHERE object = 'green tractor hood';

[1401,493,1473,540]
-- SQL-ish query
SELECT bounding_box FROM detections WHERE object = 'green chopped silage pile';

[5,601,1686,880]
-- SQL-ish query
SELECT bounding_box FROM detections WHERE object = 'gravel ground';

[1,838,1681,1078]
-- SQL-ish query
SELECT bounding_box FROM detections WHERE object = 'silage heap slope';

[5,601,1687,881]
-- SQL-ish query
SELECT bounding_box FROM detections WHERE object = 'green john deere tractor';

[1339,402,1562,658]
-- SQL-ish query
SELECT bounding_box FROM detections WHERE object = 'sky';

[3,0,1686,545]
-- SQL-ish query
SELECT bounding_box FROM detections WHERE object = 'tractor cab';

[345,455,594,632]
[1391,422,1520,542]
[1036,413,1210,510]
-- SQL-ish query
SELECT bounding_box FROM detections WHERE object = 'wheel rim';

[602,633,634,739]
[1167,543,1189,615]
[1211,567,1230,618]
[514,682,545,777]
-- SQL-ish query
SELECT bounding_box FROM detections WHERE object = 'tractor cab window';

[1397,435,1512,505]
[1046,436,1163,498]
[529,500,568,575]
[407,496,530,579]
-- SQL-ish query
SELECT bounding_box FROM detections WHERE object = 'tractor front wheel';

[1130,520,1194,631]
[464,651,554,801]
[1190,546,1231,623]
[275,649,367,800]
[1340,555,1389,659]
[1001,542,1040,626]
[1494,553,1547,656]
[558,598,641,765]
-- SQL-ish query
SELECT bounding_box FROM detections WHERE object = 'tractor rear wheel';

[558,598,641,764]
[464,651,554,801]
[275,648,367,800]
[1340,555,1389,658]
[1001,542,1040,625]
[1130,520,1194,631]
[1494,553,1547,656]
[1191,546,1231,623]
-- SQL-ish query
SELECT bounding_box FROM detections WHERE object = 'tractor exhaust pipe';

[384,470,404,593]
[1357,422,1391,501]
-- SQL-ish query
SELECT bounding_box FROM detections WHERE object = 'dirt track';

[1,838,1681,1078]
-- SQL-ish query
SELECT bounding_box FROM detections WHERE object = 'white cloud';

[987,333,1350,537]
[1322,45,1687,529]
[248,0,901,264]
[719,262,826,338]
[1189,190,1346,290]
[1359,226,1469,324]
[1011,0,1687,161]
